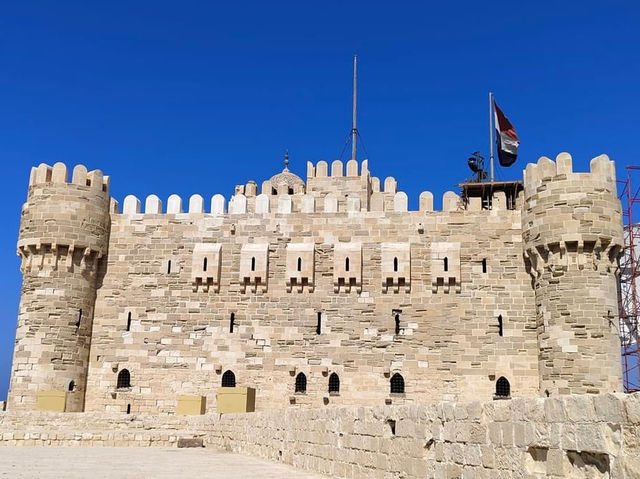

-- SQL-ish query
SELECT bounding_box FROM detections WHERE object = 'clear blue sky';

[0,2,639,399]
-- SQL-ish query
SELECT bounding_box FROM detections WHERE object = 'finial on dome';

[284,150,290,171]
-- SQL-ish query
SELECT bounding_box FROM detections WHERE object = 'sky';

[0,1,639,399]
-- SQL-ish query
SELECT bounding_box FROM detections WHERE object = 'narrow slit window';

[68,380,75,392]
[482,258,487,273]
[395,314,400,335]
[495,377,510,398]
[76,309,82,328]
[251,257,256,272]
[498,315,503,337]
[203,257,208,272]
[126,404,131,414]
[328,373,340,394]
[295,373,307,393]
[316,312,322,335]
[167,260,172,274]
[230,313,235,333]
[393,257,398,272]
[297,257,302,272]
[443,257,448,272]
[221,370,236,388]
[126,311,132,332]
[345,257,350,272]
[390,373,405,394]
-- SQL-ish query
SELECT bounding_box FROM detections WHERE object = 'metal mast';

[489,91,495,182]
[351,54,358,162]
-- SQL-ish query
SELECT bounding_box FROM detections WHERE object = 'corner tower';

[8,162,111,412]
[523,153,623,396]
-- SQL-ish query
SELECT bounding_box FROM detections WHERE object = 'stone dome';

[268,151,305,193]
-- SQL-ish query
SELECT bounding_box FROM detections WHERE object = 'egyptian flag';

[494,100,519,167]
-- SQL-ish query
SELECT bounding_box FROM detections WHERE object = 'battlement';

[523,152,616,198]
[305,159,369,179]
[28,162,110,194]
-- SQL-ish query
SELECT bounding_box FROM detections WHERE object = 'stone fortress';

[8,151,624,416]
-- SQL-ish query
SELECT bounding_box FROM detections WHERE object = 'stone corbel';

[66,244,75,272]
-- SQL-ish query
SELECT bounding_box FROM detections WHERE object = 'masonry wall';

[84,205,538,414]
[0,393,638,478]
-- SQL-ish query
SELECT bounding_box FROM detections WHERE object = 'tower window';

[495,377,510,398]
[221,370,236,388]
[395,314,400,335]
[316,312,322,335]
[328,373,340,394]
[390,373,405,394]
[295,372,307,393]
[230,313,235,333]
[443,257,448,272]
[498,315,503,337]
[68,380,75,392]
[251,257,256,272]
[297,257,302,272]
[167,260,172,274]
[126,312,132,332]
[76,309,82,328]
[393,257,398,272]
[345,257,350,272]
[203,257,208,272]
[117,369,131,389]
[272,187,278,195]
[126,403,131,414]
[482,258,487,274]
[288,187,294,195]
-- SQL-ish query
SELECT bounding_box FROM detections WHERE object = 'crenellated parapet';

[522,152,623,278]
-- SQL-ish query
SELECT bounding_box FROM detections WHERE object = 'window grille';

[117,369,131,389]
[390,373,404,394]
[328,373,340,393]
[295,373,307,393]
[495,377,510,398]
[222,370,236,388]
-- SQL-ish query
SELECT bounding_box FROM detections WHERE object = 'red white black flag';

[493,100,519,167]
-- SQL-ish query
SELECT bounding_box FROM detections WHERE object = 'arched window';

[498,315,503,337]
[272,187,278,195]
[251,257,256,272]
[345,257,350,272]
[328,373,340,394]
[495,377,510,398]
[68,380,75,392]
[295,373,307,393]
[203,257,208,272]
[393,257,398,272]
[126,311,132,332]
[297,257,302,272]
[390,373,404,394]
[443,257,448,272]
[221,370,236,388]
[229,313,235,333]
[117,369,131,389]
[395,314,400,335]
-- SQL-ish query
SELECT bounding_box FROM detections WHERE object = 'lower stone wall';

[0,393,638,478]
[0,411,213,447]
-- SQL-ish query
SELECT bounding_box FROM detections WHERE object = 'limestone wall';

[0,393,638,478]
[86,203,538,413]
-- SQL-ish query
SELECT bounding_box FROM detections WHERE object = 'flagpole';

[489,91,495,182]
[351,54,358,162]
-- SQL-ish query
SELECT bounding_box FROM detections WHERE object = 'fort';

[2,152,640,477]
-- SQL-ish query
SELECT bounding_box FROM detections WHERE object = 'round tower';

[523,152,623,396]
[8,162,111,412]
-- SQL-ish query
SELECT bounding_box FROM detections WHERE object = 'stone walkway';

[0,447,329,478]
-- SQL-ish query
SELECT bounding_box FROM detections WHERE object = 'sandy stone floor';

[0,447,329,478]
